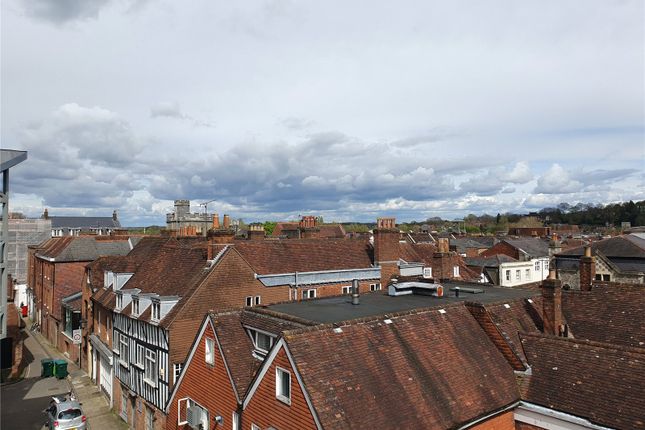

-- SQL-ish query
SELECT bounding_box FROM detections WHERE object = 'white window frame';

[119,333,129,366]
[245,296,253,307]
[116,294,123,310]
[135,344,145,369]
[535,261,540,271]
[132,298,139,316]
[453,266,460,277]
[525,268,531,280]
[151,302,160,321]
[423,267,432,278]
[205,337,215,365]
[302,289,316,299]
[144,348,157,386]
[173,363,183,384]
[341,285,352,295]
[275,367,292,405]
[232,412,240,430]
[248,328,275,355]
[254,295,261,306]
[515,270,521,280]
[251,425,261,430]
[505,270,511,281]
[370,283,381,291]
[544,261,549,270]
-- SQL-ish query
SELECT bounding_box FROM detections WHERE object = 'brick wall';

[470,410,516,430]
[113,382,167,430]
[244,347,317,430]
[167,322,239,430]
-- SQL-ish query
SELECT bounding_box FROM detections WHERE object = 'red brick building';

[27,236,134,352]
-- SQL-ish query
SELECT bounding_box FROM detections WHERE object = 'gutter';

[515,401,615,430]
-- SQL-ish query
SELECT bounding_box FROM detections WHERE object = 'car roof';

[55,401,82,411]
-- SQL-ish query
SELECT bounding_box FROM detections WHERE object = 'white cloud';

[535,164,584,194]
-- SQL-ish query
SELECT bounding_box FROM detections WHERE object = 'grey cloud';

[150,101,215,128]
[534,164,583,194]
[280,117,315,131]
[20,0,111,24]
[575,168,639,185]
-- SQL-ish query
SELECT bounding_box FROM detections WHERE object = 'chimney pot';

[351,279,360,305]
[223,214,231,229]
[584,245,592,258]
[212,213,220,229]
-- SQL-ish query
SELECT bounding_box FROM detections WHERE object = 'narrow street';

[1,328,69,430]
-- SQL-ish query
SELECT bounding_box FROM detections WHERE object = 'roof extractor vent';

[504,303,511,309]
[438,309,447,314]
[333,327,343,334]
[388,282,443,297]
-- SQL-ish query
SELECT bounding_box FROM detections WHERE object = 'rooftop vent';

[388,282,444,297]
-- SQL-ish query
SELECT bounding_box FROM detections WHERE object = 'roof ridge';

[520,332,645,355]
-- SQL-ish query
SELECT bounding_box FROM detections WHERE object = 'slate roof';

[61,292,82,311]
[464,254,517,268]
[558,234,645,259]
[451,237,496,253]
[232,239,374,274]
[49,216,121,229]
[562,283,645,348]
[283,304,520,429]
[406,232,436,243]
[502,238,550,258]
[35,236,136,262]
[520,333,645,430]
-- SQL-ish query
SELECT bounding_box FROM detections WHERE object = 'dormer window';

[453,266,460,277]
[132,298,140,316]
[116,294,123,310]
[151,302,161,321]
[247,328,276,357]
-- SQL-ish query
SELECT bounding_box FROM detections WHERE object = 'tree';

[263,221,277,236]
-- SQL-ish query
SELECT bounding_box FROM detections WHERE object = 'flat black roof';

[267,282,538,324]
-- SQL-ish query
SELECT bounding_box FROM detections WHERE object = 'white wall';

[499,257,550,287]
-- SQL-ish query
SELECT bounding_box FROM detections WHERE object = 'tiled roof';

[451,237,496,253]
[283,304,520,429]
[233,239,374,274]
[35,236,133,262]
[466,297,543,370]
[520,333,645,430]
[406,232,436,243]
[271,222,299,236]
[562,283,645,348]
[211,309,309,398]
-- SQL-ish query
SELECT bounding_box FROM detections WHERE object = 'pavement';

[1,320,127,430]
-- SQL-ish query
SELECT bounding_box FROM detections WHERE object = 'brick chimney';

[247,224,265,241]
[223,214,231,229]
[212,213,220,229]
[374,217,399,287]
[541,269,563,336]
[208,228,234,245]
[432,238,454,280]
[113,210,118,221]
[299,216,320,238]
[43,208,49,219]
[579,245,595,291]
[548,233,561,257]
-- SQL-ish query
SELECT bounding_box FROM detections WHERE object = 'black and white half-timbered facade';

[113,289,180,414]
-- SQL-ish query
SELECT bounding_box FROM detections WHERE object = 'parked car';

[44,400,86,430]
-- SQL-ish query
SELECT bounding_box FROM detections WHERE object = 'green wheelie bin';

[41,359,54,377]
[53,359,68,379]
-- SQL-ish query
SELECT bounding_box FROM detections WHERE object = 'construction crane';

[199,200,217,215]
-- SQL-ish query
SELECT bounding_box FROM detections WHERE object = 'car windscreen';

[58,408,82,420]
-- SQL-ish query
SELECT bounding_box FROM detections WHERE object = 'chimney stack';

[43,208,49,219]
[113,210,118,221]
[247,224,265,241]
[374,217,399,288]
[223,214,231,229]
[432,238,454,280]
[579,245,595,291]
[212,213,220,229]
[541,269,563,336]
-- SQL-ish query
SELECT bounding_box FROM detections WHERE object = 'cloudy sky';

[2,0,643,226]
